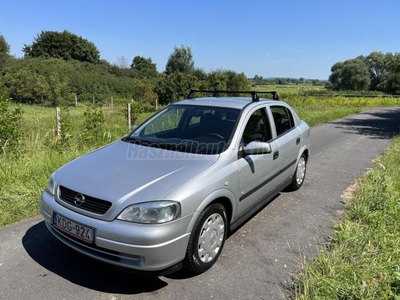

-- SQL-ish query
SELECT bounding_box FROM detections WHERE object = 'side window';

[271,106,295,136]
[143,108,185,136]
[189,115,201,126]
[242,108,272,145]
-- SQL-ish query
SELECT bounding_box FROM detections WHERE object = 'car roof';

[174,97,279,110]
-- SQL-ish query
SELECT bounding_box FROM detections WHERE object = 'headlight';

[45,175,55,196]
[117,201,181,224]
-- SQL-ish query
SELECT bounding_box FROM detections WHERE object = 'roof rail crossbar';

[187,90,279,101]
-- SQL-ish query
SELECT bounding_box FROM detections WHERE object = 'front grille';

[59,186,112,214]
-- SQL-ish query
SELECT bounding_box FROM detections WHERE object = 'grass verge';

[294,137,400,299]
[0,104,153,226]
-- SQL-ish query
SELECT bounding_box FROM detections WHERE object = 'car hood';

[56,140,218,205]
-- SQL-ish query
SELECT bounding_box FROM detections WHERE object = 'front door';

[236,107,281,216]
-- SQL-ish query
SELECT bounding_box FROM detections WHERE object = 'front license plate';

[53,212,95,244]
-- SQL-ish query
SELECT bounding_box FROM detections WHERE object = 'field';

[254,83,324,96]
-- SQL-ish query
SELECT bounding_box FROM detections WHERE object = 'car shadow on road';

[330,108,400,139]
[22,221,168,294]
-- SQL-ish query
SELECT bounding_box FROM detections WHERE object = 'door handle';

[273,151,279,160]
[296,137,300,145]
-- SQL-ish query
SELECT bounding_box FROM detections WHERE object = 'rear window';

[271,106,295,136]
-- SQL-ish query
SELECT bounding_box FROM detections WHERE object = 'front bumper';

[40,191,192,272]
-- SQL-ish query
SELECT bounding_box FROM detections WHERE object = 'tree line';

[328,52,400,94]
[250,75,324,86]
[0,30,250,106]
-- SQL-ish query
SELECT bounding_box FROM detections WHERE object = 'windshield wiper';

[121,136,147,145]
[153,143,188,152]
[122,137,194,153]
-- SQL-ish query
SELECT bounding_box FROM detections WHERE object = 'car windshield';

[123,105,240,155]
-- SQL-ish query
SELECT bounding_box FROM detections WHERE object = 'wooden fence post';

[111,96,114,109]
[155,98,158,111]
[127,103,131,130]
[56,107,61,137]
[75,95,78,107]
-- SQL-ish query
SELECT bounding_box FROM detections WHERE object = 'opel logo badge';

[74,194,86,207]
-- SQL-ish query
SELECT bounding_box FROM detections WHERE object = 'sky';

[1,0,399,80]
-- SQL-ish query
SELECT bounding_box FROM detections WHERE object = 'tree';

[328,58,370,91]
[23,30,100,63]
[5,68,48,104]
[3,56,139,102]
[0,35,10,56]
[385,54,400,94]
[115,56,129,69]
[0,34,11,68]
[3,58,73,105]
[192,68,207,81]
[131,56,158,79]
[107,58,134,78]
[253,75,263,81]
[276,78,286,85]
[45,72,71,106]
[386,73,400,94]
[312,79,320,85]
[207,71,228,90]
[154,72,198,104]
[132,78,158,105]
[224,70,250,91]
[165,45,195,75]
[5,68,70,105]
[205,69,250,92]
[360,52,393,91]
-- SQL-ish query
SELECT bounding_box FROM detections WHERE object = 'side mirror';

[242,141,272,156]
[131,125,138,132]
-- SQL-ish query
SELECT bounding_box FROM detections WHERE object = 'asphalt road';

[1,107,400,300]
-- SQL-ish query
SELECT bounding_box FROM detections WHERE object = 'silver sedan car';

[40,90,310,275]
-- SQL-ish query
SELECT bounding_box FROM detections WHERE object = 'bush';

[81,106,111,147]
[4,66,71,106]
[56,106,73,150]
[0,96,23,156]
[124,100,148,125]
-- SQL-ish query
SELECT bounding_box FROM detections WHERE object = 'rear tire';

[184,204,227,274]
[288,153,307,191]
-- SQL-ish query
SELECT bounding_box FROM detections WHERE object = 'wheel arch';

[186,190,236,234]
[302,148,310,162]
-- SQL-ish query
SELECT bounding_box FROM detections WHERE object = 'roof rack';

[187,90,279,102]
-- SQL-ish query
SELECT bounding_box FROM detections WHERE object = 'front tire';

[184,204,227,274]
[288,153,307,191]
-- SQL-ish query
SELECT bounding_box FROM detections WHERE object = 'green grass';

[0,102,154,226]
[294,137,400,299]
[255,84,325,96]
[287,96,400,126]
[0,151,80,225]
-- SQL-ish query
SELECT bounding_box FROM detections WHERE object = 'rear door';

[270,105,302,180]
